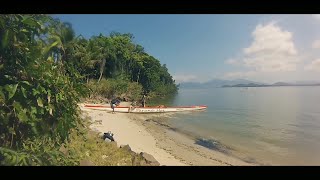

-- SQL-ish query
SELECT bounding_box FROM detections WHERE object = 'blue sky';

[55,15,320,83]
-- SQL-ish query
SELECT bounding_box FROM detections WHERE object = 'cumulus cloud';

[312,40,320,49]
[225,58,239,65]
[224,22,300,79]
[172,74,197,83]
[244,23,297,55]
[243,22,299,72]
[304,59,320,72]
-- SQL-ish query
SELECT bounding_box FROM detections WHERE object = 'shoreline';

[80,105,186,166]
[130,113,254,166]
[80,104,253,166]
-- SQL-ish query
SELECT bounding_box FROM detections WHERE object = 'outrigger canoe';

[82,104,207,113]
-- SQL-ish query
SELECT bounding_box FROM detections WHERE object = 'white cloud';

[304,59,320,72]
[172,74,197,83]
[224,22,301,80]
[225,58,239,65]
[224,71,256,79]
[243,54,298,72]
[244,22,297,56]
[312,40,320,49]
[243,22,299,72]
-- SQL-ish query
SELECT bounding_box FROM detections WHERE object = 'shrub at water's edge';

[87,78,143,102]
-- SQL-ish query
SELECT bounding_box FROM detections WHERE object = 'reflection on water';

[148,93,178,106]
[153,86,320,165]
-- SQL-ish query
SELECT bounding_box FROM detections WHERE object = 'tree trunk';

[137,69,141,83]
[98,71,103,83]
[98,58,106,83]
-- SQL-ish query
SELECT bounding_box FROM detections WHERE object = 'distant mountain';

[222,83,266,87]
[272,82,291,86]
[222,81,320,88]
[179,79,320,88]
[293,81,320,85]
[270,81,320,86]
[202,79,263,88]
[179,79,265,88]
[233,79,262,84]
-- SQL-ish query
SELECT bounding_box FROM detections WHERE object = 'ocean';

[152,86,320,165]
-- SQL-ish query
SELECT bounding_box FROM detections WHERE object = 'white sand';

[80,104,186,166]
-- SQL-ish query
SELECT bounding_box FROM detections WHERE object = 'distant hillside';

[272,82,291,86]
[222,81,320,87]
[179,79,264,88]
[222,83,266,87]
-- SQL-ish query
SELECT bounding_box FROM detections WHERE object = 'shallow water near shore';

[150,86,320,165]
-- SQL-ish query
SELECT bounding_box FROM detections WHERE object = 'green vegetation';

[0,14,177,165]
[77,32,178,101]
[88,79,143,101]
[64,119,145,166]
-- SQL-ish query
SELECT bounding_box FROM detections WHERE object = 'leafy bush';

[0,14,177,166]
[87,78,143,101]
[0,136,76,166]
[126,82,143,101]
[0,15,87,165]
[65,128,141,166]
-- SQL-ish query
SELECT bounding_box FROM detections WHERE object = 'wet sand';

[130,113,254,166]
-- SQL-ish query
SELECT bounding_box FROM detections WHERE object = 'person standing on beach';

[141,94,146,107]
[128,101,137,113]
[110,99,117,114]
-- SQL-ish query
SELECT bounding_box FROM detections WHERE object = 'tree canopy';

[0,14,178,165]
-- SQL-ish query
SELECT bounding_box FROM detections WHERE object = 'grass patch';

[63,117,145,166]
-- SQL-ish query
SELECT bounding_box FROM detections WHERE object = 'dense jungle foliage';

[0,14,177,165]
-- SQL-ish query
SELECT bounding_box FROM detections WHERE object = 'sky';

[55,15,320,84]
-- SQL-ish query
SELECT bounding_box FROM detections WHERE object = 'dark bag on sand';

[103,132,114,141]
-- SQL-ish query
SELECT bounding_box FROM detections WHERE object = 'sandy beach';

[80,104,186,166]
[80,103,253,166]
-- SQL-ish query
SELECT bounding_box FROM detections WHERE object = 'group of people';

[110,94,146,114]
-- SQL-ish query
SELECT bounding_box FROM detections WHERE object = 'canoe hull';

[82,104,207,113]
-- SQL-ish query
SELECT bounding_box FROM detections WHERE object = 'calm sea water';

[153,87,320,165]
